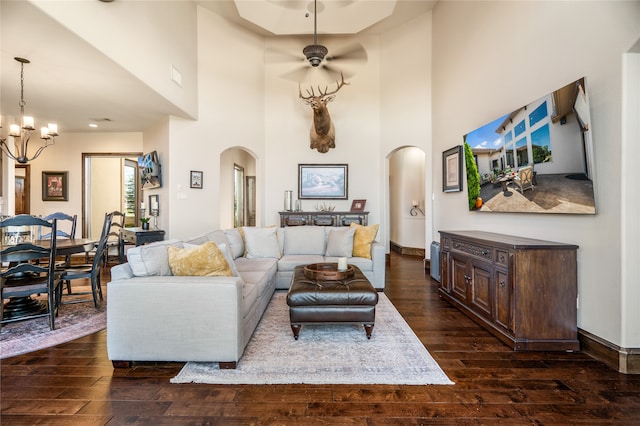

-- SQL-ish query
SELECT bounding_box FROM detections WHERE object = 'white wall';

[165,6,265,240]
[380,12,432,251]
[31,0,198,118]
[432,1,640,347]
[264,34,383,228]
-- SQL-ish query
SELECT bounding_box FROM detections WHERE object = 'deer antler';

[299,72,350,100]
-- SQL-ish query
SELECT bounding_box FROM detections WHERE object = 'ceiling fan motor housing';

[303,44,328,67]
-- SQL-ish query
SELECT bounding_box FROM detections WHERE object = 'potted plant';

[140,217,150,230]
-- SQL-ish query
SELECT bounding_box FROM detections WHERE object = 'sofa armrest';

[107,276,245,363]
[110,263,134,281]
[370,241,385,285]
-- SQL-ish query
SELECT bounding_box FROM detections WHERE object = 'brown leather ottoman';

[286,264,379,340]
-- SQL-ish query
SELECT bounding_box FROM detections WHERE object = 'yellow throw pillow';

[167,241,233,277]
[350,223,379,259]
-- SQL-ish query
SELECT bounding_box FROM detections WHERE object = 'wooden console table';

[120,227,165,248]
[439,230,579,352]
[279,211,368,227]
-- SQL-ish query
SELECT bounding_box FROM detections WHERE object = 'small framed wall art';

[42,171,68,201]
[350,199,366,212]
[442,145,463,192]
[190,170,203,189]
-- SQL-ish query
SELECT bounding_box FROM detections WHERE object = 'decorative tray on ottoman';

[304,263,354,281]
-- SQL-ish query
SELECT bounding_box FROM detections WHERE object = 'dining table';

[2,238,97,321]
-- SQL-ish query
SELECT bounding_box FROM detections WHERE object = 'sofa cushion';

[167,241,233,277]
[126,239,184,277]
[277,254,325,272]
[224,228,245,259]
[184,241,239,278]
[350,223,379,259]
[325,227,355,257]
[186,230,229,247]
[243,227,281,259]
[283,226,326,255]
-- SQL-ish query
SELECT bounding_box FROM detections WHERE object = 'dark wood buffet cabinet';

[439,230,579,352]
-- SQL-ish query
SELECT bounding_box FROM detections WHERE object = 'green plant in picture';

[464,141,481,210]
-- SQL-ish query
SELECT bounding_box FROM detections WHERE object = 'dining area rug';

[171,292,454,385]
[0,285,106,359]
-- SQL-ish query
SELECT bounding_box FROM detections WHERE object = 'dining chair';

[1,215,62,330]
[39,212,77,269]
[104,210,126,267]
[58,212,113,308]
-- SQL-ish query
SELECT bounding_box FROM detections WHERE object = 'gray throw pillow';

[325,227,355,257]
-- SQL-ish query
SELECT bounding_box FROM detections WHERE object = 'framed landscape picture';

[298,164,348,200]
[42,171,68,201]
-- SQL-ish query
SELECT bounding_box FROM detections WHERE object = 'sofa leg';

[112,360,132,368]
[219,361,237,369]
[364,324,374,339]
[291,324,301,340]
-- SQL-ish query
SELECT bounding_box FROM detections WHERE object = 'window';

[514,120,526,138]
[529,101,548,127]
[531,124,552,163]
[516,138,528,167]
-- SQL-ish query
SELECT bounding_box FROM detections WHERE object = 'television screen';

[139,151,161,189]
[463,77,596,214]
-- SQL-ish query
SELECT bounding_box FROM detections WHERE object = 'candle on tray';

[338,257,347,271]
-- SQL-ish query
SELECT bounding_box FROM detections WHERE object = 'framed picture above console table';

[279,211,368,227]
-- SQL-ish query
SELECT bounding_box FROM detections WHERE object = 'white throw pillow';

[126,239,184,277]
[243,227,281,259]
[284,226,326,255]
[325,227,355,257]
[224,228,245,259]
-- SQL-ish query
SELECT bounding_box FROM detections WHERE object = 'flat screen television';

[139,151,162,189]
[463,77,596,214]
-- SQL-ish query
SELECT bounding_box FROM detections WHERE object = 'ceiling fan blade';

[280,65,314,82]
[265,47,305,65]
[320,63,356,80]
[326,43,367,63]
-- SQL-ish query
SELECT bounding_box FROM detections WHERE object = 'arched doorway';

[388,146,426,257]
[220,147,257,229]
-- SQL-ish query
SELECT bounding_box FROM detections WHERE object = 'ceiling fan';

[270,0,367,81]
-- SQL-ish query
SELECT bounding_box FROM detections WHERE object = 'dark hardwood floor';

[2,252,639,424]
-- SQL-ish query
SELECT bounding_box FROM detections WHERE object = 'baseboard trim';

[578,328,640,374]
[390,241,425,258]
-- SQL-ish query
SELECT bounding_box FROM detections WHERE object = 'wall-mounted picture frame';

[148,194,159,214]
[42,171,68,201]
[190,170,203,189]
[350,199,367,212]
[443,146,463,192]
[298,164,348,200]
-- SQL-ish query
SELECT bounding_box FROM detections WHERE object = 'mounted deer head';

[299,73,349,153]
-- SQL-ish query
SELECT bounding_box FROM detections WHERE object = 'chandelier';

[0,57,59,164]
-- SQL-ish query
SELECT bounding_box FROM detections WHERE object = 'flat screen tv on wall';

[463,77,596,214]
[139,151,162,190]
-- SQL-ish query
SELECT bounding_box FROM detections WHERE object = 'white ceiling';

[1,0,436,135]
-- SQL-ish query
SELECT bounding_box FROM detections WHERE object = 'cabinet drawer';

[451,238,493,262]
[284,215,307,226]
[495,249,509,267]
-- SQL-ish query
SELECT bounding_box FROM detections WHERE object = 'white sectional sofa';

[107,225,385,368]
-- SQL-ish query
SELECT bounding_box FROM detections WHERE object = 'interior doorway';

[388,146,426,257]
[82,153,141,239]
[14,165,30,215]
[220,147,257,229]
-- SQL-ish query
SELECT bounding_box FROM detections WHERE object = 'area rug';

[1,285,106,359]
[171,292,453,385]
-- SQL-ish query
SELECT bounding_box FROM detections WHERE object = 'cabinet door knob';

[499,279,505,287]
